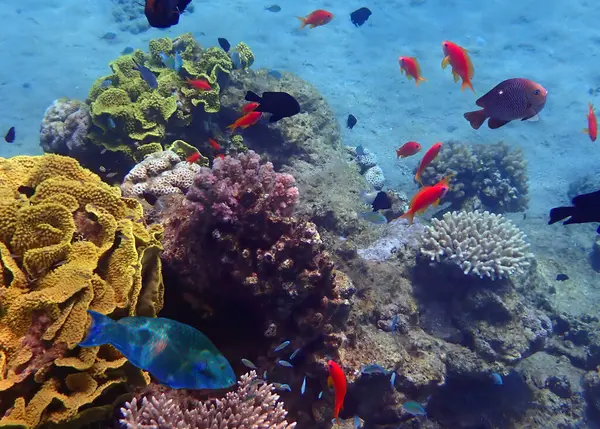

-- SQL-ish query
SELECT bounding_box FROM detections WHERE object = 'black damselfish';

[350,7,372,27]
[347,114,357,129]
[548,189,600,233]
[245,91,300,122]
[372,191,391,211]
[144,0,191,29]
[4,126,15,143]
[218,37,231,52]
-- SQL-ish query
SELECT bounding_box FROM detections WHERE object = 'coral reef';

[40,98,91,157]
[0,154,163,428]
[420,210,534,280]
[418,141,529,213]
[119,372,296,428]
[357,218,425,262]
[121,149,202,201]
[348,146,386,191]
[161,151,354,362]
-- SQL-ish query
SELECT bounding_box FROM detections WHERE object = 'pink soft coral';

[186,151,299,223]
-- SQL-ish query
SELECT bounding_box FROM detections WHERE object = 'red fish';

[208,138,221,151]
[186,78,212,91]
[584,103,597,142]
[297,10,334,29]
[463,78,547,130]
[441,41,474,92]
[401,175,452,224]
[327,360,346,424]
[414,142,442,184]
[186,152,200,163]
[398,57,426,87]
[396,141,421,158]
[242,102,260,113]
[216,153,225,160]
[226,111,262,132]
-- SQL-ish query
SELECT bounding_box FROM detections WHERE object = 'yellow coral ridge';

[0,154,163,429]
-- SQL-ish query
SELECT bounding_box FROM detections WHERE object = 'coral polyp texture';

[0,154,163,428]
[418,141,529,213]
[162,151,354,350]
[120,372,296,429]
[40,98,91,157]
[420,210,534,280]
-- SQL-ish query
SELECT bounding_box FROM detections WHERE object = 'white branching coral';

[119,371,297,429]
[121,150,201,199]
[420,210,534,280]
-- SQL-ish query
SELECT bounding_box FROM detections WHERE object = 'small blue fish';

[491,372,503,385]
[360,363,389,375]
[318,391,323,399]
[107,117,117,129]
[402,401,426,417]
[132,59,158,89]
[263,370,268,379]
[274,340,290,352]
[242,358,257,369]
[231,51,242,69]
[390,315,399,333]
[159,52,175,70]
[273,383,291,392]
[249,378,265,386]
[268,69,282,79]
[289,348,301,360]
[174,52,183,72]
[354,415,362,428]
[355,145,365,156]
[79,310,235,390]
[301,375,306,395]
[278,360,293,368]
[390,371,396,389]
[121,46,134,55]
[359,212,388,225]
[100,79,113,88]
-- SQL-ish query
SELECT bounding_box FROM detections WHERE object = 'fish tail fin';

[399,210,415,225]
[414,170,423,185]
[463,109,486,130]
[461,80,475,93]
[296,16,307,29]
[245,90,262,103]
[415,77,427,87]
[548,206,574,225]
[226,123,237,132]
[79,310,115,347]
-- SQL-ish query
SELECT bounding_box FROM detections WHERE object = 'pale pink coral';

[186,151,299,223]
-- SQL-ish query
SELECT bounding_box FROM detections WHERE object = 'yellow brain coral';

[0,154,163,429]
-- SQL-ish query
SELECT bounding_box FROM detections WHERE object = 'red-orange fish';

[186,78,211,91]
[297,9,333,29]
[327,360,346,424]
[208,138,221,151]
[216,153,225,160]
[186,152,200,163]
[226,111,262,132]
[396,141,421,158]
[584,103,597,142]
[414,142,442,184]
[398,57,426,87]
[401,175,452,224]
[441,41,474,93]
[242,102,260,113]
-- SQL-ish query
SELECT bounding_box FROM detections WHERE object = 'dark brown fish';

[464,78,548,129]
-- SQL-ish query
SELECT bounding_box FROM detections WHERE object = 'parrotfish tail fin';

[548,206,574,225]
[463,110,486,130]
[79,310,115,347]
[415,77,426,87]
[461,79,475,93]
[296,16,307,29]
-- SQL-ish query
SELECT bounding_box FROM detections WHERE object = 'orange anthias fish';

[441,40,474,92]
[226,111,262,132]
[396,141,422,158]
[584,103,597,142]
[242,102,260,113]
[327,360,346,424]
[187,78,212,91]
[186,152,201,163]
[398,57,426,87]
[297,9,334,29]
[401,175,452,224]
[208,138,221,151]
[414,142,443,184]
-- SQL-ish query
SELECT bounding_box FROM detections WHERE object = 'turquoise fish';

[79,310,236,390]
[402,400,426,416]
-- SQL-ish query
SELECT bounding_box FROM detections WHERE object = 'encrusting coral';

[119,371,296,429]
[40,98,91,157]
[0,154,163,428]
[418,141,529,213]
[420,210,534,280]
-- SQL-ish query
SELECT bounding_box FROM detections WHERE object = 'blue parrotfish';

[79,310,236,390]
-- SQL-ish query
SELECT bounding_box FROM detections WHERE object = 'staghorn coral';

[121,149,202,200]
[40,98,91,157]
[162,151,354,354]
[119,372,296,429]
[420,210,534,280]
[418,141,528,213]
[0,154,163,429]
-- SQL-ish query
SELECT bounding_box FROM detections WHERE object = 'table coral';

[0,154,163,429]
[418,141,529,213]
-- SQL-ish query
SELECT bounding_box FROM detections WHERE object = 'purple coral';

[186,151,299,222]
[119,372,297,429]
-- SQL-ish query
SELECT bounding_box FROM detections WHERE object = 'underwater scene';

[1,0,600,427]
